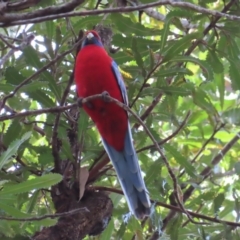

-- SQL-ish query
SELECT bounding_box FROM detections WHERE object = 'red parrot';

[74,30,151,219]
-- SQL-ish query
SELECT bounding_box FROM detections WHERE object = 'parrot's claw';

[101,91,110,102]
[77,97,84,107]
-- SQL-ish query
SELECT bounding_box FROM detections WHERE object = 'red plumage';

[74,43,128,151]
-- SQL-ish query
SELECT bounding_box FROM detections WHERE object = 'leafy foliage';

[0,0,240,239]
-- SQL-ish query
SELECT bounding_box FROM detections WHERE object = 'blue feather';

[111,61,128,105]
[102,123,151,219]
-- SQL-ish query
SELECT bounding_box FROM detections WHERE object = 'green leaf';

[0,173,62,196]
[155,68,193,78]
[227,37,240,59]
[23,46,60,100]
[23,46,43,69]
[192,88,216,114]
[46,20,54,40]
[0,83,14,92]
[215,73,225,109]
[168,55,214,80]
[166,213,183,240]
[34,218,58,227]
[55,25,62,46]
[112,34,160,54]
[3,120,22,147]
[116,222,127,239]
[26,190,40,213]
[0,132,32,170]
[159,86,191,96]
[20,81,49,92]
[5,67,25,85]
[235,162,240,175]
[199,226,207,240]
[44,37,54,59]
[38,150,53,165]
[213,193,225,214]
[221,108,240,125]
[206,50,224,74]
[128,218,143,238]
[141,86,191,98]
[0,234,29,240]
[160,16,170,52]
[165,144,196,178]
[0,202,31,218]
[159,10,193,52]
[228,58,240,90]
[145,158,163,185]
[111,14,162,36]
[27,90,55,107]
[61,138,74,161]
[131,37,146,77]
[100,219,114,240]
[0,220,15,238]
[163,32,202,61]
[148,48,155,71]
[41,71,61,101]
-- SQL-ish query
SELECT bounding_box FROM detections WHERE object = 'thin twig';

[137,111,191,153]
[88,154,110,183]
[178,122,225,178]
[1,102,46,136]
[52,72,76,173]
[130,59,163,107]
[0,207,88,221]
[0,33,34,67]
[92,186,240,227]
[0,33,19,50]
[181,132,240,202]
[0,103,78,122]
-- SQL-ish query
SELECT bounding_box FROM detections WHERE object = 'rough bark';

[32,186,113,240]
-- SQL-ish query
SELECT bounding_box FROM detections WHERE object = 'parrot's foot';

[77,97,84,107]
[77,97,93,109]
[101,91,110,102]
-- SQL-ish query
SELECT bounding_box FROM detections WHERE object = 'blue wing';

[111,61,128,105]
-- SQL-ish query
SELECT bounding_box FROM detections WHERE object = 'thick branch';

[0,0,239,27]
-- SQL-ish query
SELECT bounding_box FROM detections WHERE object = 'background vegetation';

[1,0,240,239]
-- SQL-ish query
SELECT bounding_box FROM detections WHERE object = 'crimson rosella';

[74,30,151,219]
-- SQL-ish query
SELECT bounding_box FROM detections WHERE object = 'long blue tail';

[102,123,151,219]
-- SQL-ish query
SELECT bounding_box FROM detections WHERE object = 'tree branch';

[93,186,240,227]
[0,208,88,221]
[0,0,239,27]
[137,111,191,153]
[0,33,34,67]
[0,103,78,122]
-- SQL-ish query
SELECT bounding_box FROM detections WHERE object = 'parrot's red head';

[82,30,103,48]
